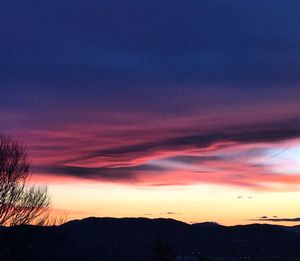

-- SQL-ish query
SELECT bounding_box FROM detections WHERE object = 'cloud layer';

[252,216,300,222]
[22,114,300,190]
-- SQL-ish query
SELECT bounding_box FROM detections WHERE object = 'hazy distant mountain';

[1,217,300,260]
[283,224,300,234]
[191,221,222,228]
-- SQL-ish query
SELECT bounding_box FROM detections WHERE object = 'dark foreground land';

[1,217,300,261]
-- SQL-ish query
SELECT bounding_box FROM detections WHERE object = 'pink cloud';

[1,98,300,191]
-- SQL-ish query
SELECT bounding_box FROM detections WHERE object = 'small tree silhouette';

[0,133,50,226]
[152,239,175,261]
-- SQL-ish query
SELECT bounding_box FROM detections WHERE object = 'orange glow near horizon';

[40,182,300,226]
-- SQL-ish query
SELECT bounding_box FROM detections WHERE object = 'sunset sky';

[1,0,300,225]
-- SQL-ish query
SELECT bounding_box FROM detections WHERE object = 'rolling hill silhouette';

[1,217,300,260]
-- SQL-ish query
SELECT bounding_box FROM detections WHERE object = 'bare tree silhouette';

[0,133,50,226]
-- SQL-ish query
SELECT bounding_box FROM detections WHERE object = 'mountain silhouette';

[1,217,300,260]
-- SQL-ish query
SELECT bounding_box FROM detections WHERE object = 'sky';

[1,0,300,225]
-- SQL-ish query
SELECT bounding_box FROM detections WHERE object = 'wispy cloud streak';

[22,115,300,190]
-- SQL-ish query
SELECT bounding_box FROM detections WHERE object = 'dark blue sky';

[1,0,300,113]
